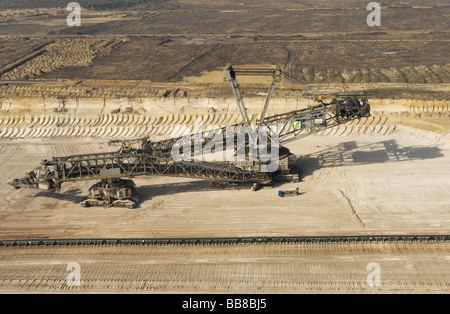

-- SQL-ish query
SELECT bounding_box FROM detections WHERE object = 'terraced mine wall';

[0,96,448,117]
[0,95,447,141]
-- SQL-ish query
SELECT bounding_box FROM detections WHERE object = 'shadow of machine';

[296,139,443,178]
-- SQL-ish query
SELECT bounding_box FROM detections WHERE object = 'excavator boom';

[9,148,271,191]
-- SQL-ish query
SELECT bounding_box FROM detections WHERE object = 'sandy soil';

[0,120,448,240]
[0,241,448,293]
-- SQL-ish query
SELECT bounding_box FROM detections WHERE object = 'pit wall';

[0,96,448,117]
[0,96,448,141]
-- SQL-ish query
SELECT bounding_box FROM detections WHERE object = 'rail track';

[1,234,449,247]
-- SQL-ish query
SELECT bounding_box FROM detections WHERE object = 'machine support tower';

[224,64,251,128]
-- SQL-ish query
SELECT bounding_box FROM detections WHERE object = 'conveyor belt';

[1,235,448,247]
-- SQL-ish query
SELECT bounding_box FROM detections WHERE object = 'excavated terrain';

[0,0,448,294]
[1,241,448,293]
[0,104,448,240]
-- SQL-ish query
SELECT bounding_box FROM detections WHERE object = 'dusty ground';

[0,0,448,294]
[0,241,448,293]
[0,118,448,240]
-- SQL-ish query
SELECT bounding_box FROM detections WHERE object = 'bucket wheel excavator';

[9,65,370,208]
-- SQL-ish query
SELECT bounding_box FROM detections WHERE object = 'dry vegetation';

[0,0,447,88]
[2,39,100,80]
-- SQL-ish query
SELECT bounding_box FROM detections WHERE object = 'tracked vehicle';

[81,178,138,209]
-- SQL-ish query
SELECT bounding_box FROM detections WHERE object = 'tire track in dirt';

[168,44,222,81]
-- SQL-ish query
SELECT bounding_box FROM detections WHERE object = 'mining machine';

[9,139,271,208]
[146,65,370,177]
[9,65,370,208]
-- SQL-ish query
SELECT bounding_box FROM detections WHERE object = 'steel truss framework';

[10,150,271,191]
[146,96,370,155]
[9,64,370,192]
